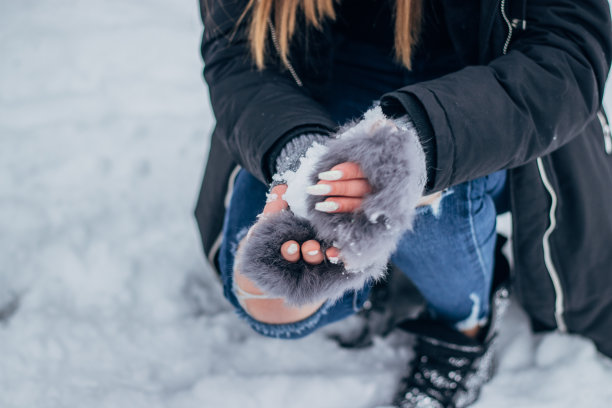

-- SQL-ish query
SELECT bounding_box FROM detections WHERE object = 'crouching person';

[195,0,612,406]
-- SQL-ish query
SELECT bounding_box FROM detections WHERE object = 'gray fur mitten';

[286,105,427,275]
[236,210,372,307]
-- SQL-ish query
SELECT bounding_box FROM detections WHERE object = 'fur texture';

[305,106,427,273]
[235,106,426,307]
[236,210,376,307]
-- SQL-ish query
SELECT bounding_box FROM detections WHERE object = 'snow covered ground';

[1,1,611,407]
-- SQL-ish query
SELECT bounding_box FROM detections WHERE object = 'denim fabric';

[391,170,508,330]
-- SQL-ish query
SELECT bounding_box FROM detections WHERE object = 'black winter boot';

[388,283,510,408]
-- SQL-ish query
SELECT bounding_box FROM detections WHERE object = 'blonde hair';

[237,0,422,71]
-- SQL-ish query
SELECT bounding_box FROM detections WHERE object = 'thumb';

[246,184,289,241]
[262,184,289,215]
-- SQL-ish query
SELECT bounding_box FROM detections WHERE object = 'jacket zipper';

[268,20,303,87]
[501,0,568,332]
[597,109,612,154]
[500,0,514,55]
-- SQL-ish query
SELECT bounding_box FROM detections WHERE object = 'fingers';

[314,197,363,213]
[266,184,344,266]
[281,240,300,262]
[325,247,340,264]
[280,240,342,265]
[265,184,346,266]
[301,240,324,264]
[318,162,366,181]
[310,163,371,212]
[307,179,372,198]
[263,184,288,214]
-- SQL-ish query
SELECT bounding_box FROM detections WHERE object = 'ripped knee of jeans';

[415,188,454,218]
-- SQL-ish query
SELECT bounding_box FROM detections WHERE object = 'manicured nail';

[306,184,332,195]
[287,243,298,255]
[307,250,319,256]
[328,256,339,264]
[318,170,343,181]
[315,201,339,212]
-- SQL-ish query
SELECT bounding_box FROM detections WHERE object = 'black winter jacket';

[195,0,612,356]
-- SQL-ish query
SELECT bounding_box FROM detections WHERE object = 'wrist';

[264,125,334,183]
[272,133,329,187]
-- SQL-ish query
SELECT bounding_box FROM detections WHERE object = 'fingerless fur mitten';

[236,105,427,307]
[236,210,373,306]
[302,105,427,274]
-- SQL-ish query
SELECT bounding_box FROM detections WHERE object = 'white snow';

[1,1,612,407]
[281,142,328,218]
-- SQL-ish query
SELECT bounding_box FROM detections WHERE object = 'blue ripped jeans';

[218,167,509,339]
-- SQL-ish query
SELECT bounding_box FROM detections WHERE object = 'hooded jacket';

[194,0,612,356]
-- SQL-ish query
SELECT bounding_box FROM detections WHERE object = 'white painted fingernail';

[328,257,339,264]
[315,201,339,212]
[287,243,298,255]
[307,250,319,256]
[306,184,332,195]
[318,170,343,181]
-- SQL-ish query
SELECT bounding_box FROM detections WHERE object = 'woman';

[195,0,612,406]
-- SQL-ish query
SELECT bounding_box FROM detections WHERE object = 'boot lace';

[394,336,492,407]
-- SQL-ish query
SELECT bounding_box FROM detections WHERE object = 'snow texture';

[280,141,329,219]
[304,106,427,274]
[1,1,612,407]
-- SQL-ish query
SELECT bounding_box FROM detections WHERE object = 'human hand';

[235,182,374,307]
[233,183,332,322]
[301,105,427,274]
[255,183,341,265]
[234,105,427,306]
[305,162,372,213]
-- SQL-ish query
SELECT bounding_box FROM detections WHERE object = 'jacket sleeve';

[200,0,337,184]
[380,0,612,194]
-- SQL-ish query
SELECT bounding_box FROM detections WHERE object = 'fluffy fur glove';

[236,210,373,307]
[236,105,427,306]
